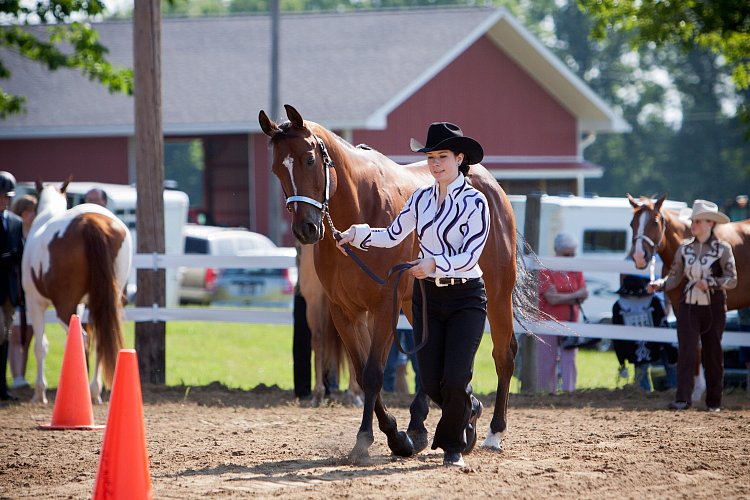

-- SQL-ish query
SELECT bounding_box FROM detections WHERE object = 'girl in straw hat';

[649,200,737,411]
[337,122,488,467]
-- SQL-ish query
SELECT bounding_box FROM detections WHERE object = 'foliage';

[578,0,750,91]
[0,0,132,118]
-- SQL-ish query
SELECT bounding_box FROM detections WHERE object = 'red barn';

[0,7,627,244]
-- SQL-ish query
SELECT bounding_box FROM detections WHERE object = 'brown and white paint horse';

[21,180,132,404]
[260,105,519,462]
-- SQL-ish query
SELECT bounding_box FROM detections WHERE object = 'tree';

[578,0,750,91]
[0,0,132,118]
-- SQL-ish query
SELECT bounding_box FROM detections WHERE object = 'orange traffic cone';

[39,314,104,430]
[92,349,153,500]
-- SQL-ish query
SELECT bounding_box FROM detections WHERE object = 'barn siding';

[354,36,576,157]
[1,137,129,184]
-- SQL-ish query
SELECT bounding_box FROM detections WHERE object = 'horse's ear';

[60,175,72,194]
[259,110,280,137]
[35,180,43,194]
[654,193,667,212]
[284,104,304,129]
[626,193,639,208]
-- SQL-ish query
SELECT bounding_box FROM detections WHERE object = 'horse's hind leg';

[90,353,103,405]
[482,301,517,451]
[29,303,49,404]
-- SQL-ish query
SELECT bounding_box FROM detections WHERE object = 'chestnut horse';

[627,193,750,310]
[21,180,132,404]
[260,105,518,462]
[299,244,363,406]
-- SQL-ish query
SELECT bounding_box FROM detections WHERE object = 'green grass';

[11,322,623,394]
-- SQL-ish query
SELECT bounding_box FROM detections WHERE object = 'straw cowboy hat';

[410,122,484,165]
[686,199,730,225]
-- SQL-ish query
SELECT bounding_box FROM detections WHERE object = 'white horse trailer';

[509,195,687,323]
[16,182,189,307]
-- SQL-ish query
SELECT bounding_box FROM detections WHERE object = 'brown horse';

[627,193,750,310]
[299,244,363,406]
[21,180,132,404]
[260,105,518,462]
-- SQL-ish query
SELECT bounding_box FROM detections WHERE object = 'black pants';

[292,293,312,399]
[676,292,726,408]
[412,278,486,453]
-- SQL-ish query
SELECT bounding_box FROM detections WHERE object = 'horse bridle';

[279,134,428,356]
[283,135,333,214]
[633,209,667,257]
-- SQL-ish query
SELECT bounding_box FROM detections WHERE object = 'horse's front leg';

[406,389,431,453]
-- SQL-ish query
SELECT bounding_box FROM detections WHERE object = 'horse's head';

[259,105,336,245]
[627,193,667,269]
[35,177,71,217]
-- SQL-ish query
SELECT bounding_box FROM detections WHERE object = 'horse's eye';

[306,155,315,167]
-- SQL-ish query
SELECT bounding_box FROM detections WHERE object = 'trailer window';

[583,230,627,253]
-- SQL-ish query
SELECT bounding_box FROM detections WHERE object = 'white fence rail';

[26,252,750,347]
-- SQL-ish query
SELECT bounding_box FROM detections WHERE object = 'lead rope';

[324,209,428,355]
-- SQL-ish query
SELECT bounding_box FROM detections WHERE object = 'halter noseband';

[633,210,667,253]
[284,135,334,213]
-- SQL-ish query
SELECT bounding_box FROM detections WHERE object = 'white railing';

[26,252,750,347]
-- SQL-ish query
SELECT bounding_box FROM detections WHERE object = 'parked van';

[509,195,687,322]
[16,181,190,306]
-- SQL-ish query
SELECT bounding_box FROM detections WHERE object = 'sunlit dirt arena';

[2,384,749,499]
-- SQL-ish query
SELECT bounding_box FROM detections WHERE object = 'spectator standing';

[8,195,37,388]
[0,172,24,401]
[649,200,737,411]
[84,187,108,207]
[537,232,588,393]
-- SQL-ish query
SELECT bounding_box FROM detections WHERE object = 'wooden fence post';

[520,192,542,393]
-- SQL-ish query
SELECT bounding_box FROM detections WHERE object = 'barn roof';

[0,7,628,139]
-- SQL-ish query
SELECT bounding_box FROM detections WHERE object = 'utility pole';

[267,0,282,244]
[133,0,166,384]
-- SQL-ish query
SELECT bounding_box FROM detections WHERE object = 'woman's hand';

[408,258,436,279]
[335,227,356,255]
[695,279,709,292]
[647,279,663,293]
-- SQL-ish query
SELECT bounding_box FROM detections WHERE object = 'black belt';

[423,277,478,287]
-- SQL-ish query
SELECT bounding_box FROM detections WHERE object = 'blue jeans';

[383,328,421,393]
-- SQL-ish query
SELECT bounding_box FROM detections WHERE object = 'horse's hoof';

[349,432,374,464]
[407,428,429,454]
[481,431,504,452]
[388,431,414,457]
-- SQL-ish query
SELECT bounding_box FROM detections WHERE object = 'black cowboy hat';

[409,122,484,165]
[616,275,652,297]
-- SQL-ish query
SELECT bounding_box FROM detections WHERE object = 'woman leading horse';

[260,105,519,463]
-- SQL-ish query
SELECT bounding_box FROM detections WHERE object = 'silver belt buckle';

[435,277,450,287]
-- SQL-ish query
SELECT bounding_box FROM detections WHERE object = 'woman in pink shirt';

[537,233,589,393]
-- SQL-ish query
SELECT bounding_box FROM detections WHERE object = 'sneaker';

[707,407,721,413]
[11,377,29,389]
[464,397,483,454]
[667,401,690,410]
[443,452,465,467]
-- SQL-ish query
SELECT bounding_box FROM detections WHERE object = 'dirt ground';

[2,383,750,499]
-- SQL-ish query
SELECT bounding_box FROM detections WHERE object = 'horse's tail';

[512,233,580,351]
[82,216,125,388]
[512,233,560,336]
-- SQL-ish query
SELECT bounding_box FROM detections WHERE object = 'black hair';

[453,151,470,175]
